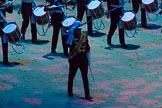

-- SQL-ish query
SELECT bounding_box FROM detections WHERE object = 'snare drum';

[2,22,21,43]
[87,0,104,19]
[62,17,76,29]
[121,11,137,31]
[142,0,159,13]
[33,5,49,25]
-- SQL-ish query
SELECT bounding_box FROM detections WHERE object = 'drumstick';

[88,64,95,81]
[105,1,128,15]
[1,1,14,7]
[104,5,122,15]
[0,10,7,23]
[45,4,64,11]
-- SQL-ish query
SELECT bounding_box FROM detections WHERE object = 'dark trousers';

[0,22,9,63]
[77,5,93,33]
[51,26,68,54]
[132,0,147,27]
[51,12,68,54]
[107,13,125,45]
[51,26,60,52]
[68,54,90,98]
[62,35,68,54]
[1,41,8,63]
[21,2,37,41]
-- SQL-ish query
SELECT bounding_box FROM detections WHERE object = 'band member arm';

[0,1,13,13]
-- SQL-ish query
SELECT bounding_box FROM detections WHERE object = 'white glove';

[7,1,13,7]
[87,52,91,65]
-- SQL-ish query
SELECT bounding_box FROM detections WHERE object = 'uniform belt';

[53,10,63,14]
[78,49,86,53]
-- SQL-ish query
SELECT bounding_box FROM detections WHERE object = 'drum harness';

[92,17,105,30]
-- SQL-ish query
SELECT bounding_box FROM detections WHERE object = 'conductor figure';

[66,20,93,101]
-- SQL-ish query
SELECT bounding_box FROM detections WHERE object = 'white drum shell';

[2,22,21,43]
[33,6,49,25]
[121,12,137,31]
[62,17,76,29]
[87,0,104,19]
[142,0,159,13]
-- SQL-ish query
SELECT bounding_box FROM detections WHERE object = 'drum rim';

[142,0,154,4]
[87,0,101,9]
[2,22,18,33]
[121,11,135,22]
[62,16,76,27]
[33,5,46,16]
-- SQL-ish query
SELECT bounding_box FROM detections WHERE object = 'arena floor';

[0,1,162,108]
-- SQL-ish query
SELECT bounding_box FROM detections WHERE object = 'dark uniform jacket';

[45,0,64,27]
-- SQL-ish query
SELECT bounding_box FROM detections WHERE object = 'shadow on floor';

[42,52,68,60]
[21,39,50,45]
[0,62,22,67]
[105,44,140,50]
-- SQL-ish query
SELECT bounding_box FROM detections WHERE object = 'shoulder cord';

[69,32,87,59]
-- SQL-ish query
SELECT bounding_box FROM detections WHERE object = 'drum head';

[3,23,17,33]
[33,6,46,16]
[87,0,101,10]
[62,17,76,27]
[121,12,135,22]
[142,0,154,4]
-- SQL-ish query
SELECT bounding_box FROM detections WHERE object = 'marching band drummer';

[44,0,69,56]
[76,0,94,35]
[104,0,128,48]
[66,20,93,101]
[0,0,13,65]
[19,0,37,42]
[131,0,147,28]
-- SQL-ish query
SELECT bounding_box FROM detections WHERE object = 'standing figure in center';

[66,20,93,101]
[104,0,128,48]
[44,0,68,56]
[76,0,94,35]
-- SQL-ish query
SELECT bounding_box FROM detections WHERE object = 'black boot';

[87,16,93,35]
[107,35,112,45]
[31,23,37,42]
[2,43,9,64]
[119,29,128,49]
[21,34,25,41]
[62,35,68,57]
[141,8,147,28]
